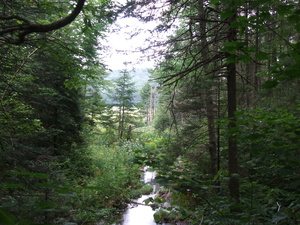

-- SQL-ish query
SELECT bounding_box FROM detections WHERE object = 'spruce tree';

[111,69,136,139]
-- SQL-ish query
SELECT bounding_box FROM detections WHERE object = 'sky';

[99,0,170,71]
[102,16,158,71]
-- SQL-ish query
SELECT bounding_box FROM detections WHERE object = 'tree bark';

[226,4,240,202]
[198,0,218,179]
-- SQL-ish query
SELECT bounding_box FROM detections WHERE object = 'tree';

[0,35,88,224]
[111,69,136,139]
[224,1,239,202]
[125,0,300,223]
[0,0,114,223]
[140,82,158,126]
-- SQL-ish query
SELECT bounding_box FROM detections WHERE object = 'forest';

[0,0,299,224]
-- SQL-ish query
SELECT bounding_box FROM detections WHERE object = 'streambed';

[119,167,158,225]
[94,167,183,225]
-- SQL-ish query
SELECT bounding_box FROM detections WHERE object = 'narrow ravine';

[120,167,158,225]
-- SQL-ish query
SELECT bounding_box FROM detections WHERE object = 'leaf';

[35,182,59,188]
[255,51,269,60]
[209,0,220,5]
[275,4,295,16]
[213,169,228,181]
[284,66,300,79]
[58,193,76,197]
[55,187,73,194]
[227,55,238,63]
[220,8,235,20]
[295,24,300,33]
[271,212,286,223]
[10,170,48,179]
[260,10,271,20]
[239,54,252,63]
[3,183,24,189]
[81,185,102,190]
[288,14,299,24]
[249,0,271,7]
[222,41,248,54]
[144,197,153,205]
[153,213,161,223]
[0,208,17,225]
[262,80,279,88]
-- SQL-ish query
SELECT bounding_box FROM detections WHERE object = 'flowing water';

[120,167,159,225]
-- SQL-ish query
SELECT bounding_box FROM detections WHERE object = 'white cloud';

[101,16,157,70]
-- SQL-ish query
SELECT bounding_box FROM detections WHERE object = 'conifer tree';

[111,69,136,139]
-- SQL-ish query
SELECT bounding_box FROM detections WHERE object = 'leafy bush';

[67,135,144,223]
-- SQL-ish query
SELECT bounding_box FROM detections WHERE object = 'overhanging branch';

[0,0,86,44]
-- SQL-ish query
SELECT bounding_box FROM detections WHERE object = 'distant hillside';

[104,68,151,103]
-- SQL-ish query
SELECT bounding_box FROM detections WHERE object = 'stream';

[119,167,160,225]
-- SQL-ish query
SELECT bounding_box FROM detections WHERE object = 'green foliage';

[92,145,140,204]
[140,82,152,106]
[175,107,300,224]
[1,0,300,224]
[237,108,300,194]
[0,168,81,224]
[0,1,113,224]
[129,106,299,224]
[153,208,191,224]
[66,132,146,223]
[153,106,172,133]
[109,69,137,138]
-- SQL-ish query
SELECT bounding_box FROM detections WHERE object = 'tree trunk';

[149,86,153,125]
[198,0,218,179]
[226,4,239,202]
